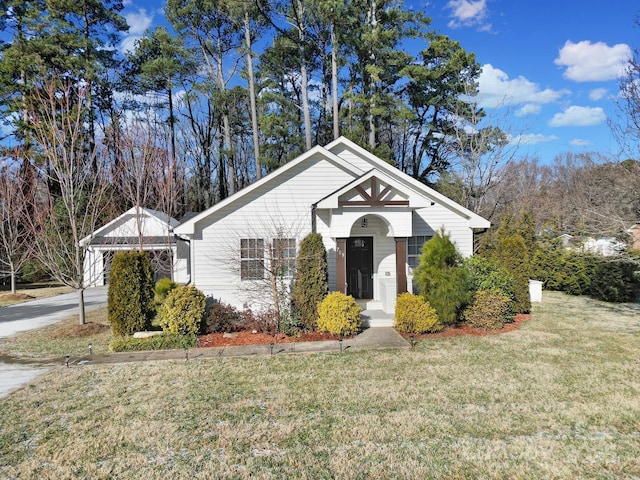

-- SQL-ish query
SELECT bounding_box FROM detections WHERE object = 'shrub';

[394,292,441,333]
[590,257,640,303]
[109,333,197,352]
[108,251,155,337]
[464,255,516,321]
[414,230,470,325]
[242,306,278,335]
[563,252,599,296]
[463,290,510,330]
[489,234,531,314]
[203,301,243,334]
[291,233,329,331]
[317,291,362,336]
[159,285,206,335]
[154,277,176,305]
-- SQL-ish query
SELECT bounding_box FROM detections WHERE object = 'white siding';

[191,157,356,309]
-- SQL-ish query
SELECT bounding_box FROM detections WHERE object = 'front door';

[346,237,373,299]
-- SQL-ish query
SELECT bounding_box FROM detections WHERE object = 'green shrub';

[159,285,206,335]
[590,257,640,303]
[489,234,531,314]
[154,277,177,305]
[394,292,441,333]
[108,251,155,337]
[317,292,362,336]
[414,230,470,325]
[563,252,599,296]
[203,301,243,334]
[463,290,510,330]
[109,333,197,352]
[291,233,329,331]
[464,255,516,321]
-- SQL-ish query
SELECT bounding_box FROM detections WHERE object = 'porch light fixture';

[361,218,368,228]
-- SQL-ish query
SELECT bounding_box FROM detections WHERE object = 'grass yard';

[1,291,639,479]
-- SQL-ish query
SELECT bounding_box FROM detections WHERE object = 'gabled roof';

[174,137,490,235]
[80,207,178,246]
[174,144,364,235]
[324,137,491,228]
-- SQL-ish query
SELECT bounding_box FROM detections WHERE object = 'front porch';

[357,300,395,328]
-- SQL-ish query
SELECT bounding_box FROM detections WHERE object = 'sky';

[117,0,637,164]
[2,0,635,165]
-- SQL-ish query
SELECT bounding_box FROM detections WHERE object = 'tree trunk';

[244,11,262,180]
[331,24,339,140]
[297,0,312,151]
[10,264,16,295]
[78,288,86,325]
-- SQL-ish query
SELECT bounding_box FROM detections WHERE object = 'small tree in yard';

[108,251,155,336]
[291,233,329,331]
[414,230,470,326]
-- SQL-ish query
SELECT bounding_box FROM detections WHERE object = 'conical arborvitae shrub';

[414,230,470,326]
[108,251,155,337]
[291,233,329,331]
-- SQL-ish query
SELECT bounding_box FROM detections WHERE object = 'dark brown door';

[347,237,373,299]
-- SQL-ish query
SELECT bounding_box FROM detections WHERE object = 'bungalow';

[81,207,189,287]
[173,137,490,324]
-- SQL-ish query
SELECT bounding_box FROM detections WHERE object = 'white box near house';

[529,279,543,303]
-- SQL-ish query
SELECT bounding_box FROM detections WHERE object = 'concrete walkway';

[61,327,410,367]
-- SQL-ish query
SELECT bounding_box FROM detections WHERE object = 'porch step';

[360,309,394,328]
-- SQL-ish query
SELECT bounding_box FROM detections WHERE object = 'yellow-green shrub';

[394,292,441,333]
[317,292,362,335]
[159,285,206,335]
[463,290,510,330]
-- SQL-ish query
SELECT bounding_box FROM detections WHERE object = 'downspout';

[311,204,317,233]
[172,231,192,285]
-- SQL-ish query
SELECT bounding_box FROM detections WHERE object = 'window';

[272,238,296,277]
[241,238,264,280]
[407,235,431,271]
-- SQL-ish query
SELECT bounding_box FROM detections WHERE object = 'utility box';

[529,279,543,303]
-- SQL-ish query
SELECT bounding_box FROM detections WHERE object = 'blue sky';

[94,1,640,164]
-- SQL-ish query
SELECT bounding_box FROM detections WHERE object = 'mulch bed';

[0,293,35,302]
[198,330,343,348]
[399,313,531,340]
[198,314,532,348]
[50,322,111,339]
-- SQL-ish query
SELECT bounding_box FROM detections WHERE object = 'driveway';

[0,287,108,399]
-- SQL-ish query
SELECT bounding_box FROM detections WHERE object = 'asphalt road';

[0,287,108,338]
[0,287,108,399]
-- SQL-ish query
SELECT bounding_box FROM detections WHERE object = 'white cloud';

[477,64,569,109]
[509,133,558,146]
[554,40,632,82]
[125,8,153,35]
[570,138,591,146]
[589,88,608,101]
[447,0,490,30]
[516,104,541,116]
[548,106,606,127]
[119,8,154,54]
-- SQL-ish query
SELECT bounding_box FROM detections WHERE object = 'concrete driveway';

[0,287,107,399]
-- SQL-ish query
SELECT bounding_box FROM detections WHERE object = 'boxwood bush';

[317,292,362,336]
[394,292,440,333]
[463,290,511,330]
[159,285,207,335]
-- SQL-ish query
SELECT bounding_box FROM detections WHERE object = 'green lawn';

[1,291,639,479]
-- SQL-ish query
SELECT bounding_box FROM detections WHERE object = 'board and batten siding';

[191,156,357,308]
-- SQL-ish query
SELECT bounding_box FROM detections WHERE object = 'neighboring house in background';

[558,234,625,256]
[81,207,189,287]
[174,137,490,325]
[627,224,640,250]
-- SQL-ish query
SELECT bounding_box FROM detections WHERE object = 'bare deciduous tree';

[25,77,112,324]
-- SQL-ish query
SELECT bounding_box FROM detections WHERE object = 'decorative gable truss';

[338,177,409,207]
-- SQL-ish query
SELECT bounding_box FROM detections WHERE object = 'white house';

[173,137,490,323]
[81,207,189,287]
